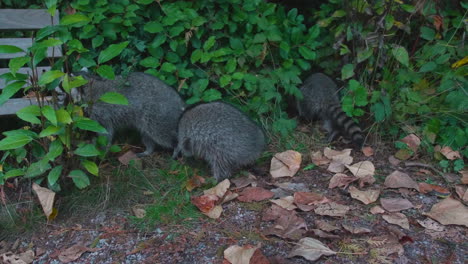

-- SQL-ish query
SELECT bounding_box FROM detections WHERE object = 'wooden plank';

[0,38,62,59]
[0,66,51,89]
[0,96,52,116]
[0,9,59,30]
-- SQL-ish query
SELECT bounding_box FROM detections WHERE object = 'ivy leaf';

[203,36,216,51]
[392,46,409,67]
[140,56,160,68]
[69,170,90,189]
[161,62,176,73]
[298,46,316,60]
[341,64,355,80]
[98,41,129,64]
[144,21,163,33]
[38,70,65,85]
[74,144,100,157]
[96,65,115,80]
[191,49,203,63]
[202,89,222,102]
[99,92,129,105]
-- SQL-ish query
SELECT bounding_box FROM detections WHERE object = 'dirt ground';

[1,139,467,264]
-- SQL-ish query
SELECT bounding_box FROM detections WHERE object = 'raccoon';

[296,73,364,147]
[172,101,266,181]
[71,71,186,157]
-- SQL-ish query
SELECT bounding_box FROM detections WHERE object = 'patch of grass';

[239,201,269,212]
[0,203,45,240]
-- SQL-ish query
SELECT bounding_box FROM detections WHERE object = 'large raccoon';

[71,71,186,157]
[296,73,364,147]
[173,101,266,181]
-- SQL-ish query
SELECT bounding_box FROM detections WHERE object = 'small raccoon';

[296,73,364,147]
[71,71,186,157]
[173,101,266,181]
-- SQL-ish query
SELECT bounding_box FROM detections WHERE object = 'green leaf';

[39,126,61,137]
[203,36,216,50]
[47,165,62,186]
[92,35,104,49]
[341,64,355,80]
[60,14,90,26]
[62,75,88,93]
[36,25,60,41]
[220,75,231,87]
[5,169,25,179]
[25,160,51,178]
[0,134,33,150]
[8,57,30,76]
[140,56,160,68]
[56,109,72,124]
[169,26,184,37]
[371,102,385,121]
[161,62,176,73]
[74,144,100,157]
[69,170,90,189]
[33,38,62,50]
[151,34,166,48]
[0,81,26,106]
[38,70,65,85]
[144,21,163,33]
[357,48,373,63]
[202,89,222,102]
[225,58,236,73]
[42,105,57,126]
[0,45,24,54]
[99,92,129,105]
[82,160,99,176]
[98,41,129,64]
[96,65,115,80]
[16,105,41,124]
[191,49,203,63]
[419,61,437,73]
[45,140,63,161]
[74,118,107,133]
[392,46,409,67]
[298,46,316,60]
[229,38,244,50]
[303,164,316,171]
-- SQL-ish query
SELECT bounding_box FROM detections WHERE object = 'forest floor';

[1,126,467,264]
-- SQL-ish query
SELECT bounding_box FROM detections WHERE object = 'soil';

[1,140,467,264]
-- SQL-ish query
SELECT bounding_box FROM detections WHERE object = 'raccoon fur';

[72,71,186,157]
[172,101,266,181]
[296,73,364,147]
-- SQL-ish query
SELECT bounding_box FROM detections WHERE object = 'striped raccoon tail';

[323,103,364,148]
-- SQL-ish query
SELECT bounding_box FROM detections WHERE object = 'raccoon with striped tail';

[172,101,266,182]
[296,73,364,148]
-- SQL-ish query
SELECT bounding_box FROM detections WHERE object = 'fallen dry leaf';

[58,245,100,263]
[425,197,468,227]
[262,205,307,240]
[238,187,274,202]
[328,173,358,189]
[362,146,374,157]
[32,183,56,220]
[131,205,146,218]
[205,205,223,219]
[222,191,239,204]
[314,202,349,217]
[191,194,219,213]
[384,170,419,191]
[270,150,302,178]
[370,205,385,214]
[400,134,421,152]
[270,196,297,210]
[348,186,380,204]
[0,250,34,264]
[358,175,376,187]
[366,235,404,258]
[310,229,340,239]
[417,218,445,232]
[314,220,340,232]
[460,170,468,184]
[287,237,336,261]
[293,192,328,206]
[382,213,410,229]
[454,185,468,202]
[249,249,270,264]
[342,223,372,234]
[224,244,259,264]
[380,198,414,212]
[418,182,450,197]
[204,179,230,197]
[185,175,206,191]
[310,150,330,166]
[118,150,138,165]
[346,161,375,179]
[388,155,401,166]
[324,148,353,173]
[231,174,257,189]
[439,146,461,160]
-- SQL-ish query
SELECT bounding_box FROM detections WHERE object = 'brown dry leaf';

[310,229,340,239]
[314,220,340,232]
[370,205,385,214]
[270,196,297,210]
[262,205,307,240]
[293,192,329,206]
[388,155,401,166]
[32,183,56,220]
[324,148,353,173]
[287,237,336,261]
[417,218,445,232]
[185,175,206,191]
[382,213,409,229]
[191,194,219,213]
[346,161,375,178]
[118,150,138,165]
[310,150,330,166]
[221,191,239,204]
[348,186,380,204]
[238,187,274,202]
[361,146,374,157]
[418,183,450,197]
[0,250,34,264]
[384,170,419,191]
[425,197,468,227]
[223,244,259,264]
[131,205,146,218]
[205,205,223,219]
[314,202,349,217]
[249,249,270,264]
[454,185,468,202]
[231,174,257,189]
[204,179,230,197]
[440,146,461,160]
[401,134,421,152]
[328,173,358,189]
[358,175,376,187]
[460,170,468,184]
[342,223,372,234]
[58,245,100,263]
[327,161,347,173]
[380,198,414,212]
[270,150,302,178]
[367,235,404,259]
